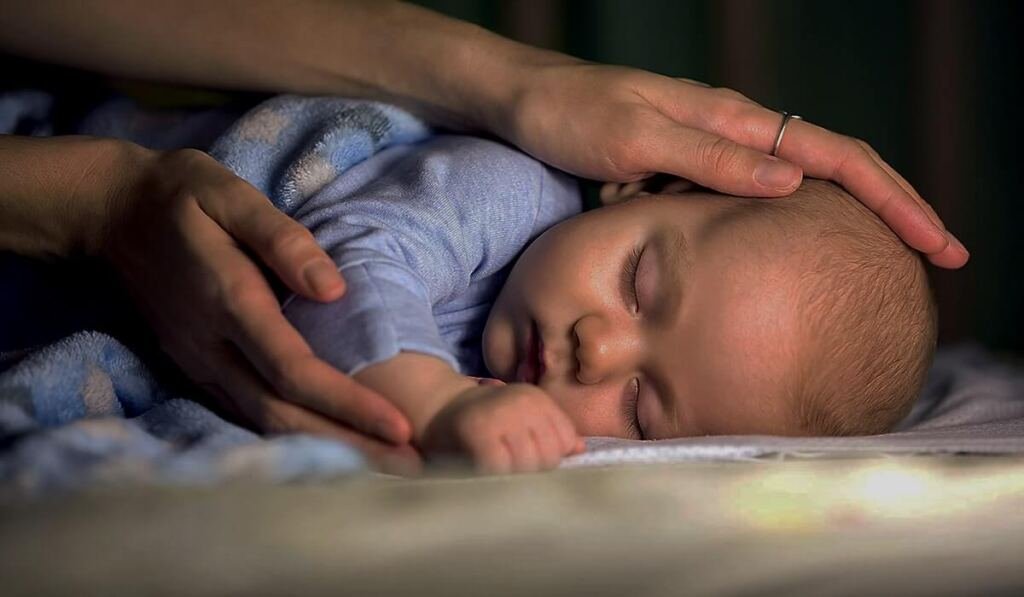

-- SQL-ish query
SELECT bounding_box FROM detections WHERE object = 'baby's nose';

[573,314,640,385]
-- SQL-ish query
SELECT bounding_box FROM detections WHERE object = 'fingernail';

[754,156,801,191]
[304,260,341,296]
[947,231,969,258]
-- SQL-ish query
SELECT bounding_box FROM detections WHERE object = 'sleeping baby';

[275,116,936,474]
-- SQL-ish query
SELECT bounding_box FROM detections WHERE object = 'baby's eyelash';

[621,245,643,313]
[623,377,643,440]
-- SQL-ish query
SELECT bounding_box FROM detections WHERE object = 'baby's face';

[483,192,809,439]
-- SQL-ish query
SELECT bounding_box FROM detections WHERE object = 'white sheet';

[564,345,1024,467]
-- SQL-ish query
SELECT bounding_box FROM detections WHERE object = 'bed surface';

[3,455,1023,596]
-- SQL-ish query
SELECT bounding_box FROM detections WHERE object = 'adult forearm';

[0,0,568,131]
[0,135,147,258]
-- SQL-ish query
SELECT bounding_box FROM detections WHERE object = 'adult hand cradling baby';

[0,1,968,470]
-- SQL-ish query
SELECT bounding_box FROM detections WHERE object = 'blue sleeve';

[282,135,579,375]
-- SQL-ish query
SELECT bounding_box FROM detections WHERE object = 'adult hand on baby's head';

[421,383,584,475]
[499,61,967,268]
[100,147,412,446]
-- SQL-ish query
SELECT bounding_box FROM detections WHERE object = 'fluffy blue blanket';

[0,94,430,492]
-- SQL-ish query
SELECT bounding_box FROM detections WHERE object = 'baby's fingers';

[544,412,583,458]
[505,430,542,473]
[531,426,565,470]
[468,435,513,475]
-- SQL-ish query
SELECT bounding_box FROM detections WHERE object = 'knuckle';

[161,190,200,226]
[455,410,488,438]
[704,97,750,129]
[539,449,561,469]
[856,138,882,161]
[260,408,296,434]
[697,136,743,173]
[473,443,506,474]
[714,87,749,103]
[268,225,315,258]
[604,111,652,172]
[704,97,761,135]
[268,357,313,398]
[221,277,271,319]
[834,139,870,179]
[164,147,209,168]
[849,137,872,157]
[210,175,259,205]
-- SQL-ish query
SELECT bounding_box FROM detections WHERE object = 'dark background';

[0,1,1019,355]
[414,0,1023,353]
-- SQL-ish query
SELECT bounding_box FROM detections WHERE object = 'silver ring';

[771,111,802,157]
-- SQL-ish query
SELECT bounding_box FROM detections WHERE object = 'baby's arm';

[354,352,583,473]
[279,134,583,471]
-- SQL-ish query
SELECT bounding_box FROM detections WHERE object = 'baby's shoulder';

[407,135,580,226]
[413,135,550,182]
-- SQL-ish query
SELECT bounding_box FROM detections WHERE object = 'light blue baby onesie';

[282,135,581,377]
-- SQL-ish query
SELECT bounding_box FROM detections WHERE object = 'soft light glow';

[727,459,1024,531]
[852,466,932,509]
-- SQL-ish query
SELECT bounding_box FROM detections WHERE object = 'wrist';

[71,138,156,258]
[451,35,582,138]
[0,135,153,259]
[353,352,476,444]
[411,374,479,445]
[338,2,579,136]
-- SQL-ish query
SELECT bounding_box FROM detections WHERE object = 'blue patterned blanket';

[0,94,430,492]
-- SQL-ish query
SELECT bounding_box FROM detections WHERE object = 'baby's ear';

[599,181,648,206]
[599,175,696,206]
[658,177,697,194]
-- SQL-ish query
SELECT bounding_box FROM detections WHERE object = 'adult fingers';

[192,162,345,302]
[771,118,952,256]
[206,242,412,443]
[629,120,802,197]
[207,342,422,476]
[857,140,944,229]
[674,77,711,88]
[320,423,424,476]
[856,140,968,267]
[654,85,959,264]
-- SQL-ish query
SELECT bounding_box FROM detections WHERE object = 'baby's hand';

[421,383,585,474]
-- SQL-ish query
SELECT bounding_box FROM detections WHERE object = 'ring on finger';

[772,111,802,157]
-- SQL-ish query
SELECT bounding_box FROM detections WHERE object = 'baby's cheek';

[547,385,625,437]
[482,311,515,380]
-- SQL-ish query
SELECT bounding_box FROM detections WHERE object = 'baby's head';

[483,179,936,439]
